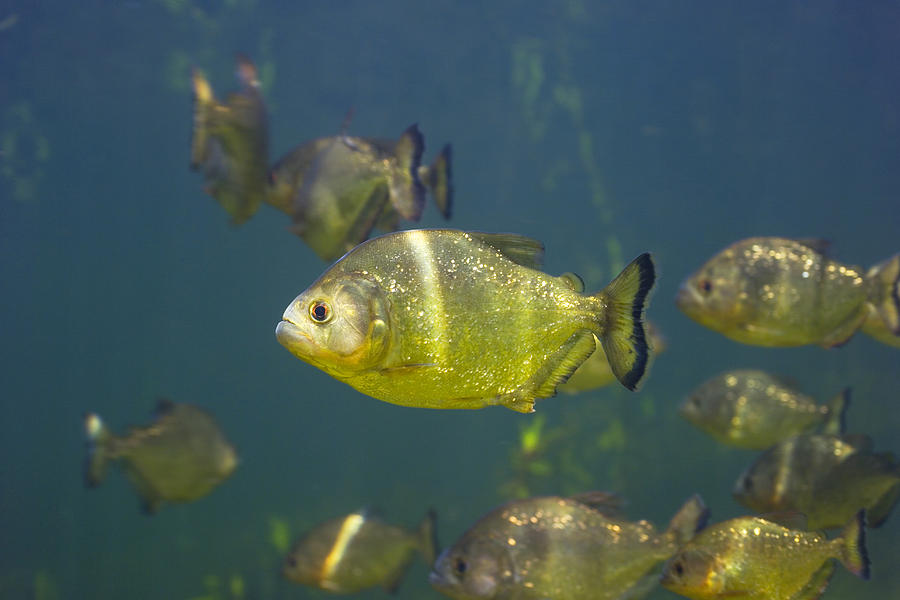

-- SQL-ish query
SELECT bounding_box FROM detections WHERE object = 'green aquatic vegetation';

[1,101,50,205]
[267,515,291,554]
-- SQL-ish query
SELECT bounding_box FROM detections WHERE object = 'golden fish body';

[83,400,238,513]
[676,238,900,347]
[430,493,707,600]
[282,509,436,593]
[660,513,869,600]
[679,370,847,449]
[275,229,655,412]
[190,56,269,225]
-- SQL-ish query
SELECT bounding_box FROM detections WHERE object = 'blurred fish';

[275,229,655,412]
[861,254,900,346]
[282,509,437,594]
[679,370,848,449]
[190,55,269,225]
[560,320,667,394]
[676,238,900,347]
[733,433,900,529]
[267,122,452,261]
[430,492,708,600]
[660,511,870,600]
[84,399,238,514]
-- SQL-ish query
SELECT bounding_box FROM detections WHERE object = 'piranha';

[267,120,452,261]
[190,55,269,225]
[660,511,870,600]
[676,237,900,347]
[83,399,238,514]
[282,509,437,594]
[275,229,655,413]
[560,321,666,394]
[734,433,900,530]
[679,370,848,449]
[430,492,708,600]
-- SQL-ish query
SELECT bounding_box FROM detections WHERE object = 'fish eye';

[699,279,713,294]
[673,561,684,576]
[743,477,753,490]
[309,300,332,323]
[286,555,297,568]
[454,558,467,575]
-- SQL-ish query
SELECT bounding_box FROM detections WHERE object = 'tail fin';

[416,509,439,566]
[822,388,850,435]
[665,494,709,546]
[596,253,656,390]
[865,253,900,336]
[837,510,870,580]
[83,413,114,488]
[418,144,453,219]
[387,124,426,221]
[190,68,217,170]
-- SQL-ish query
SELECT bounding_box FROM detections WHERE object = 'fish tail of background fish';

[833,510,870,580]
[82,413,117,488]
[234,53,260,89]
[664,495,710,546]
[595,253,656,390]
[822,388,851,435]
[416,509,440,565]
[864,253,900,339]
[189,68,218,170]
[386,124,426,220]
[418,144,453,219]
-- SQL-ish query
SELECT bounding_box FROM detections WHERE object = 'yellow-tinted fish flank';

[283,510,436,594]
[276,229,655,412]
[661,513,869,600]
[430,494,707,600]
[675,237,895,347]
[83,400,238,514]
[679,370,847,449]
[560,322,666,394]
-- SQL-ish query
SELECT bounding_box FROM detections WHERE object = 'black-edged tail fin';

[837,509,870,580]
[417,508,439,566]
[387,124,426,221]
[596,253,656,391]
[822,388,851,435]
[418,144,453,219]
[864,253,900,337]
[83,413,113,488]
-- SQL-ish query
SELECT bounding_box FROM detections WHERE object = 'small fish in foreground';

[660,511,870,600]
[679,370,848,449]
[84,399,238,514]
[282,509,437,594]
[560,320,666,394]
[275,229,655,412]
[430,492,708,600]
[676,237,900,347]
[733,432,900,529]
[190,55,269,225]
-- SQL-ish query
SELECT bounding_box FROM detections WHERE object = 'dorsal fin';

[794,238,832,256]
[569,491,625,517]
[761,510,808,530]
[559,272,585,292]
[843,433,874,453]
[468,232,544,269]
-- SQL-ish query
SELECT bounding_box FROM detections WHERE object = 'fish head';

[732,462,770,510]
[660,547,723,598]
[676,246,751,333]
[679,378,734,433]
[281,540,319,586]
[429,537,514,600]
[277,272,391,377]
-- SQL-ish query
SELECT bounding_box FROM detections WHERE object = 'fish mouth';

[428,570,452,591]
[275,320,314,356]
[675,281,700,310]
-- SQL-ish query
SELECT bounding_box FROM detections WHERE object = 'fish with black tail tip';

[268,119,451,261]
[84,400,238,514]
[734,432,900,530]
[275,229,655,412]
[190,55,269,225]
[676,237,900,347]
[282,509,437,594]
[680,370,849,449]
[430,492,708,600]
[661,511,870,600]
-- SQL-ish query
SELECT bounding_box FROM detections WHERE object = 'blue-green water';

[2,1,898,598]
